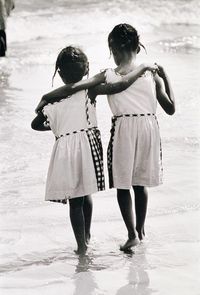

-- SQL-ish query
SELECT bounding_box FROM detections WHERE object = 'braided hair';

[108,23,146,55]
[52,46,89,85]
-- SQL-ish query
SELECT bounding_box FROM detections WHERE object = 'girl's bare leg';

[83,195,93,244]
[117,189,139,251]
[133,186,148,240]
[69,197,87,255]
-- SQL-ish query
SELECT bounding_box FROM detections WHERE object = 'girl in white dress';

[31,46,105,254]
[104,24,175,250]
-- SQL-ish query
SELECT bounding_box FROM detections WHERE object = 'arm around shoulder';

[44,72,105,101]
[35,72,106,112]
[91,63,158,96]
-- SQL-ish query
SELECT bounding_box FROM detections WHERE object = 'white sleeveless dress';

[106,69,163,189]
[42,90,104,203]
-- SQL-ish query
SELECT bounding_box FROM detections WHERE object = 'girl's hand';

[155,64,166,79]
[88,88,97,105]
[142,63,158,73]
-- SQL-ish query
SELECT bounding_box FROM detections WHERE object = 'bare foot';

[136,228,145,241]
[74,245,88,255]
[138,232,145,241]
[85,233,91,245]
[120,238,139,251]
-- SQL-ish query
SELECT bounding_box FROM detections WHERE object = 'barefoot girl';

[34,37,161,252]
[104,24,175,250]
[31,46,106,254]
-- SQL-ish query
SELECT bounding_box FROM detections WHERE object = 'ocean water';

[0,0,200,294]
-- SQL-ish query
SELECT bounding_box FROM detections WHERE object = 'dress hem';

[110,181,163,189]
[45,185,103,204]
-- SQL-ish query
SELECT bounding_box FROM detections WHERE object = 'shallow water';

[0,0,200,294]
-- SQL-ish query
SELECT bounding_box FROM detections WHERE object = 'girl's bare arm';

[36,63,157,112]
[88,63,158,100]
[35,72,105,113]
[154,65,175,115]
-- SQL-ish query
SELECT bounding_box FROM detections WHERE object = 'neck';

[118,52,137,70]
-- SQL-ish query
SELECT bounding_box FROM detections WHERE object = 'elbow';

[31,120,39,130]
[167,105,175,115]
[170,108,175,115]
[42,94,48,101]
[31,122,36,130]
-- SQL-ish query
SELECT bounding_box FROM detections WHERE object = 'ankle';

[136,226,145,240]
[85,232,91,244]
[128,231,138,240]
[75,244,88,255]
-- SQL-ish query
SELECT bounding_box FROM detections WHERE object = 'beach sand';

[0,0,200,294]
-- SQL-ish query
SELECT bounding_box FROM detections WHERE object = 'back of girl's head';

[53,46,88,84]
[108,23,145,54]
